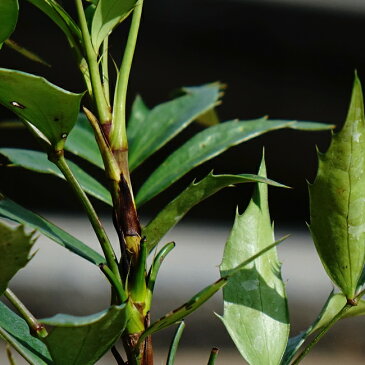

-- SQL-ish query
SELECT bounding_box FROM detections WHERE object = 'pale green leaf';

[65,114,104,169]
[0,0,18,45]
[129,83,223,171]
[136,118,332,206]
[143,172,287,252]
[127,95,150,146]
[0,196,105,265]
[91,0,138,52]
[0,221,35,295]
[41,305,127,365]
[0,301,52,365]
[0,69,83,149]
[0,148,111,206]
[219,157,289,365]
[309,75,365,299]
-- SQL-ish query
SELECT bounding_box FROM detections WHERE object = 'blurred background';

[1,0,365,363]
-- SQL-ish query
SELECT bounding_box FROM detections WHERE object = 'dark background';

[1,0,364,225]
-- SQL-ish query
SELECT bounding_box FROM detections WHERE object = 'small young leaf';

[219,157,289,365]
[136,118,332,206]
[0,148,112,206]
[309,75,365,299]
[0,0,18,46]
[166,321,185,365]
[0,69,83,150]
[128,83,223,171]
[0,221,35,295]
[0,301,52,365]
[0,196,105,265]
[65,113,104,169]
[91,0,138,52]
[41,305,127,365]
[143,172,287,252]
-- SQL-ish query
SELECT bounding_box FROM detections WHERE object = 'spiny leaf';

[0,301,52,365]
[0,221,35,295]
[128,83,223,171]
[41,305,127,365]
[219,157,289,365]
[143,172,287,252]
[0,148,112,206]
[136,118,333,206]
[0,0,18,46]
[309,75,365,299]
[0,196,105,265]
[0,69,83,150]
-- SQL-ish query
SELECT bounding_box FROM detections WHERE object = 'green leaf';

[309,75,365,299]
[136,118,333,206]
[0,0,18,46]
[143,172,287,252]
[127,95,150,146]
[0,196,105,265]
[0,301,52,365]
[0,69,83,150]
[281,291,365,364]
[166,321,185,365]
[219,157,289,365]
[65,114,104,169]
[41,305,127,365]
[0,221,35,295]
[91,0,138,52]
[128,83,223,171]
[0,148,112,206]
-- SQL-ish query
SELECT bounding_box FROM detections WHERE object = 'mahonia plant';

[0,1,364,364]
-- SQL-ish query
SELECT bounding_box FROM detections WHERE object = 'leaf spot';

[54,117,60,122]
[10,101,25,109]
[61,133,68,139]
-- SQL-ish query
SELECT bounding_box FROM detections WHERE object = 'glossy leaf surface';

[128,83,223,171]
[65,114,103,169]
[0,69,83,149]
[0,301,52,365]
[127,95,150,145]
[0,196,105,265]
[219,158,289,365]
[91,0,138,52]
[0,148,111,206]
[136,118,332,206]
[144,172,287,252]
[309,76,365,299]
[41,305,127,365]
[0,221,35,295]
[0,0,18,45]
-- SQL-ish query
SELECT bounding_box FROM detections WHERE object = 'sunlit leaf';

[0,221,35,295]
[219,157,289,365]
[309,75,365,299]
[41,305,127,365]
[0,196,105,265]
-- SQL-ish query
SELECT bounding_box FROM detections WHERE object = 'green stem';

[111,0,144,150]
[6,345,17,365]
[51,152,121,284]
[99,264,128,302]
[4,289,47,338]
[101,38,110,105]
[166,321,185,365]
[75,0,111,125]
[291,303,352,364]
[207,348,219,365]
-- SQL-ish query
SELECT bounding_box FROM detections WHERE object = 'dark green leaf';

[0,221,35,295]
[129,83,223,171]
[65,114,104,169]
[309,75,365,299]
[0,69,83,149]
[0,148,111,206]
[41,305,127,365]
[0,301,52,365]
[91,0,138,52]
[219,158,289,365]
[0,196,105,265]
[143,172,287,252]
[136,118,332,206]
[0,0,18,45]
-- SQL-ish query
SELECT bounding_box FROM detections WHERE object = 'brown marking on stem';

[347,298,358,306]
[142,312,153,365]
[102,121,112,138]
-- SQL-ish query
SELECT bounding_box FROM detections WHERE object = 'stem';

[111,0,144,150]
[207,348,219,365]
[99,264,128,302]
[111,346,126,365]
[166,321,185,365]
[6,345,17,365]
[51,152,121,284]
[102,38,110,105]
[4,289,47,338]
[75,0,111,124]
[292,303,352,364]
